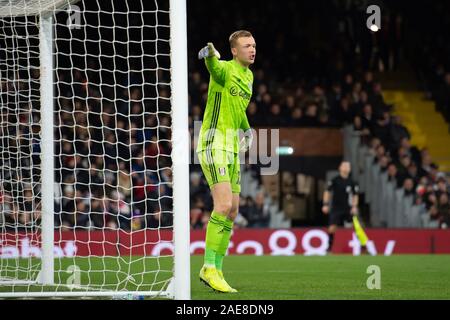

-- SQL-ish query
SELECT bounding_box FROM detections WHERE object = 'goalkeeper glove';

[240,129,253,152]
[198,42,221,60]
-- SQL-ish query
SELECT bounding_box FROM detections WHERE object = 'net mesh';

[0,0,176,297]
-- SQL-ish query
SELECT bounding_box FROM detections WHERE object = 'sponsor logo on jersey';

[229,86,251,100]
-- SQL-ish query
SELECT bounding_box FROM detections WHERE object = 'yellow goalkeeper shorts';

[197,149,240,193]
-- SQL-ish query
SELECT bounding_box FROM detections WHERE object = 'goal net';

[0,0,190,299]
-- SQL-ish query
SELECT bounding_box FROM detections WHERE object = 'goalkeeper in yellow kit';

[196,30,256,293]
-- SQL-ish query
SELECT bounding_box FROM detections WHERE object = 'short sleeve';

[326,179,334,191]
[352,182,359,194]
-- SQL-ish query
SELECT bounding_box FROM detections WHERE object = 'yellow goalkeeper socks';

[204,211,226,267]
[215,218,233,271]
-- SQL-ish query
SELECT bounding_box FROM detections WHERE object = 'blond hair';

[229,30,253,48]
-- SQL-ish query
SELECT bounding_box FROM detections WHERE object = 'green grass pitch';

[1,255,450,299]
[191,255,450,299]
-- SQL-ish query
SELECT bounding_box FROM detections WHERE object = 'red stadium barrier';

[1,228,450,257]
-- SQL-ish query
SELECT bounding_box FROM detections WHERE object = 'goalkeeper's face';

[232,36,256,67]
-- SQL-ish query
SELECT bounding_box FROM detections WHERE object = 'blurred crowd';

[1,0,449,231]
[189,170,270,230]
[187,0,450,229]
[357,111,450,228]
[54,68,174,231]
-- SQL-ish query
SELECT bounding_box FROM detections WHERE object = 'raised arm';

[198,42,228,86]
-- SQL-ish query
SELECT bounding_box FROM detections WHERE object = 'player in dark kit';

[322,161,359,252]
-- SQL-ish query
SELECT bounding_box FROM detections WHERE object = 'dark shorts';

[329,210,351,226]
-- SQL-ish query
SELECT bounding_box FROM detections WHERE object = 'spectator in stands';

[403,178,415,197]
[189,72,204,106]
[281,95,297,119]
[378,155,390,172]
[117,162,132,201]
[258,92,273,119]
[396,155,412,186]
[110,190,131,230]
[268,103,285,127]
[301,103,320,126]
[146,210,161,229]
[370,82,389,113]
[331,97,354,126]
[389,116,410,149]
[415,176,429,204]
[353,90,368,114]
[351,82,363,106]
[131,151,146,176]
[387,162,400,186]
[399,137,422,166]
[435,175,448,198]
[407,163,420,185]
[428,205,441,224]
[373,111,391,146]
[425,190,438,210]
[289,107,303,127]
[238,195,249,220]
[439,192,450,229]
[360,103,376,134]
[243,192,270,228]
[191,104,203,123]
[247,101,265,127]
[60,185,75,222]
[374,144,387,163]
[327,82,342,110]
[362,71,374,94]
[437,192,450,228]
[74,200,90,229]
[420,151,438,178]
[190,195,208,229]
[342,73,354,95]
[190,171,210,206]
[131,207,144,231]
[255,83,268,104]
[312,85,328,114]
[90,198,106,228]
[353,116,371,142]
[0,193,17,229]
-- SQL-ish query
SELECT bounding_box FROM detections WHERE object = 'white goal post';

[0,0,190,299]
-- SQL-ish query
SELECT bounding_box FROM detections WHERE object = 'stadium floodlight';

[0,0,190,299]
